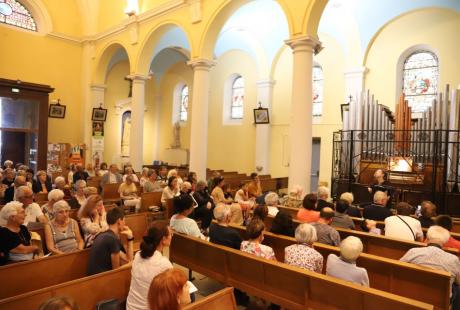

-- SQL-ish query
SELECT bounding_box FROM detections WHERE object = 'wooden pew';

[34,192,48,204]
[0,249,90,300]
[183,287,237,310]
[140,191,162,212]
[86,177,101,189]
[170,232,432,310]
[228,224,450,310]
[260,178,277,192]
[102,183,122,205]
[124,212,149,250]
[0,265,131,310]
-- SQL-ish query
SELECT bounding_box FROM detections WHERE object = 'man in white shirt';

[101,164,123,188]
[11,186,47,226]
[385,202,423,241]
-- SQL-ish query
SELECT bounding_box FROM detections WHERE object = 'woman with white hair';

[123,167,139,183]
[283,185,303,208]
[139,167,149,187]
[68,179,87,209]
[264,192,280,216]
[326,236,369,287]
[0,201,39,265]
[32,170,52,194]
[41,189,65,221]
[119,175,141,213]
[44,200,83,255]
[54,176,72,200]
[339,192,361,218]
[284,223,323,272]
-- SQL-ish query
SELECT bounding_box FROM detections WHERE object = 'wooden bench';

[183,287,236,310]
[34,192,48,204]
[140,191,162,212]
[124,212,149,250]
[228,224,450,310]
[170,232,433,310]
[102,183,122,204]
[0,265,131,310]
[0,249,90,300]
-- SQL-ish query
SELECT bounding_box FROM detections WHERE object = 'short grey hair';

[75,179,86,190]
[317,186,329,199]
[340,236,363,262]
[54,176,66,185]
[53,200,70,214]
[0,201,23,221]
[289,185,303,197]
[295,223,317,244]
[48,189,64,202]
[340,192,354,205]
[426,225,450,246]
[213,204,231,222]
[196,180,207,191]
[181,181,192,192]
[264,192,279,206]
[16,185,32,199]
[167,169,178,178]
[84,187,98,196]
[373,191,387,204]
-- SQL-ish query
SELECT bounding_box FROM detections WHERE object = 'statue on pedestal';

[171,121,181,149]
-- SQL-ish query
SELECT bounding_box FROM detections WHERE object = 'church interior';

[1,0,460,309]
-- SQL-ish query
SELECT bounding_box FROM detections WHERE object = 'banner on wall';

[92,136,104,170]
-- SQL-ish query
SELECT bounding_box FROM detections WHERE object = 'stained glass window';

[179,85,188,122]
[231,76,244,119]
[0,0,36,31]
[403,51,438,114]
[312,65,323,117]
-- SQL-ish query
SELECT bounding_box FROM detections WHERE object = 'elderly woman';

[192,180,214,230]
[143,169,163,193]
[0,201,39,265]
[284,223,323,272]
[32,170,52,194]
[170,194,205,239]
[326,236,369,286]
[126,222,173,310]
[68,179,87,210]
[78,194,108,247]
[241,219,276,260]
[297,193,320,223]
[283,185,303,208]
[340,192,361,218]
[41,189,65,221]
[161,176,179,208]
[265,192,280,216]
[139,167,150,187]
[123,167,139,183]
[211,176,232,204]
[44,200,84,255]
[119,175,141,213]
[54,176,72,200]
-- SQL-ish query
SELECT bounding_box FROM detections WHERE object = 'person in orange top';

[297,193,320,223]
[435,215,460,253]
[247,173,262,199]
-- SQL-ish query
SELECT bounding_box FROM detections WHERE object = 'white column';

[153,94,162,161]
[344,67,368,131]
[187,58,215,181]
[285,36,321,194]
[255,79,276,174]
[88,84,106,154]
[127,74,149,171]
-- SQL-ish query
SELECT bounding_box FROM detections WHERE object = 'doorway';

[311,138,321,192]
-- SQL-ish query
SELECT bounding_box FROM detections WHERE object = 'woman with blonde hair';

[78,195,108,247]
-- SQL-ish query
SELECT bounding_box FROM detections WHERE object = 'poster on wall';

[92,136,104,170]
[68,144,86,165]
[92,121,104,136]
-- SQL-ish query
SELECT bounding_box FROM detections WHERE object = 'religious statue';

[121,116,131,156]
[171,121,181,149]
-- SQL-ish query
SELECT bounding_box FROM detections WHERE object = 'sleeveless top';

[50,219,78,253]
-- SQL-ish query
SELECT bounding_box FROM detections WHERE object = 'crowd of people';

[1,160,460,309]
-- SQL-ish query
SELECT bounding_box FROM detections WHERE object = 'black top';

[2,179,14,187]
[419,216,435,229]
[270,225,295,238]
[73,171,90,183]
[87,230,125,275]
[32,179,53,194]
[0,225,31,265]
[345,206,362,218]
[317,199,335,211]
[209,223,242,250]
[363,204,393,221]
[68,197,82,210]
[3,186,14,204]
[193,190,214,210]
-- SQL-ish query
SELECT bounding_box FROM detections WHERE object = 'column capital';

[187,58,216,71]
[126,73,151,84]
[256,79,276,88]
[344,67,369,78]
[90,84,107,91]
[285,35,322,55]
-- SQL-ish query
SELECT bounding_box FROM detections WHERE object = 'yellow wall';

[0,27,83,145]
[44,0,83,36]
[97,0,128,33]
[365,8,460,110]
[207,50,257,174]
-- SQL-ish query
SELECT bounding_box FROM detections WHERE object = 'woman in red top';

[297,193,320,223]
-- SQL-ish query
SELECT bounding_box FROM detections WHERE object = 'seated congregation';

[0,159,458,309]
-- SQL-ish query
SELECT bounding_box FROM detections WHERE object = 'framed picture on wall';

[92,121,104,136]
[253,107,270,124]
[92,107,107,121]
[48,102,66,119]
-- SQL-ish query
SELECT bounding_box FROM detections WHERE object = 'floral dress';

[284,243,323,272]
[240,241,276,260]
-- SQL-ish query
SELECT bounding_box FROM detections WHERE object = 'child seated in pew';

[326,236,369,287]
[0,201,39,265]
[148,268,191,310]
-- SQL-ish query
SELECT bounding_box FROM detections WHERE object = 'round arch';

[302,0,328,38]
[198,0,294,60]
[134,21,193,76]
[13,0,53,34]
[93,41,131,85]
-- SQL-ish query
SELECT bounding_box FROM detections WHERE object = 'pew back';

[183,287,237,310]
[140,191,162,212]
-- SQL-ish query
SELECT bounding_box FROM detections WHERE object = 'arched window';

[312,65,323,117]
[179,85,188,122]
[403,51,439,113]
[0,0,37,31]
[231,76,244,119]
